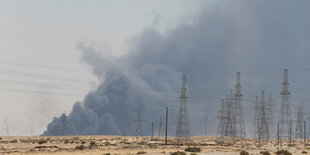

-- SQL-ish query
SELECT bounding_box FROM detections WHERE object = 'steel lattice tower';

[295,103,304,139]
[135,108,143,136]
[268,93,273,139]
[175,75,191,144]
[224,91,236,137]
[62,113,66,136]
[278,69,293,145]
[158,105,164,137]
[158,116,163,137]
[258,91,269,145]
[205,115,208,136]
[253,96,259,139]
[233,72,246,140]
[217,99,226,138]
[308,116,310,138]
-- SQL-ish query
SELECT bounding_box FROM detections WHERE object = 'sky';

[1,0,310,137]
[0,0,203,136]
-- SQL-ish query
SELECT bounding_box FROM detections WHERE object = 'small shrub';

[260,151,271,155]
[275,150,292,155]
[240,150,249,155]
[38,139,47,144]
[171,151,186,155]
[64,139,70,144]
[185,147,201,152]
[137,151,147,154]
[10,139,18,143]
[90,141,96,146]
[75,145,86,150]
[302,151,308,154]
[81,140,86,144]
[103,153,111,155]
[190,153,197,155]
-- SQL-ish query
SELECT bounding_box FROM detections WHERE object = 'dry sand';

[0,136,308,154]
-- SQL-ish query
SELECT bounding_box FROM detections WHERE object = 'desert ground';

[0,136,308,155]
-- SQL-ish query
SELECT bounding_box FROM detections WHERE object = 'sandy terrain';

[0,136,308,155]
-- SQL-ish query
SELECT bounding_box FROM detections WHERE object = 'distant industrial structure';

[295,103,304,139]
[256,91,269,145]
[216,72,246,144]
[175,75,191,144]
[129,68,306,147]
[278,69,293,145]
[135,108,144,136]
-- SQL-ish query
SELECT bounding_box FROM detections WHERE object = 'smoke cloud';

[43,0,310,136]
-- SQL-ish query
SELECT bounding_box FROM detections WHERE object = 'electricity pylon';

[224,90,236,137]
[135,108,144,136]
[295,102,304,139]
[253,96,259,139]
[158,116,163,137]
[233,72,246,141]
[205,115,208,136]
[268,93,274,139]
[158,105,164,137]
[175,75,191,144]
[278,69,293,145]
[217,99,226,139]
[62,113,66,136]
[257,91,269,145]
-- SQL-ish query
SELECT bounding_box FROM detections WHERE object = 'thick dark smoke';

[43,0,310,136]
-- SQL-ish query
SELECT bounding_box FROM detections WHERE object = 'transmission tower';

[217,99,226,140]
[62,113,66,136]
[135,108,143,136]
[158,116,163,137]
[253,96,259,139]
[295,102,304,139]
[278,69,293,145]
[233,72,246,140]
[257,91,269,145]
[158,105,164,137]
[268,93,274,139]
[224,90,236,137]
[308,116,310,138]
[205,115,208,136]
[175,74,191,144]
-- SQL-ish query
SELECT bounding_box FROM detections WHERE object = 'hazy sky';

[2,0,310,137]
[0,0,204,135]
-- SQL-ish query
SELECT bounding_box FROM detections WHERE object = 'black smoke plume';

[43,0,310,136]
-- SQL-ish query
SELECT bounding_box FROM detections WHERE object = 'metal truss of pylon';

[278,69,293,146]
[252,96,259,139]
[233,72,246,142]
[222,90,236,139]
[295,102,304,139]
[257,91,269,145]
[175,75,191,144]
[267,93,274,139]
[135,108,144,137]
[216,99,226,141]
[62,113,66,136]
[158,116,163,137]
[308,116,310,138]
